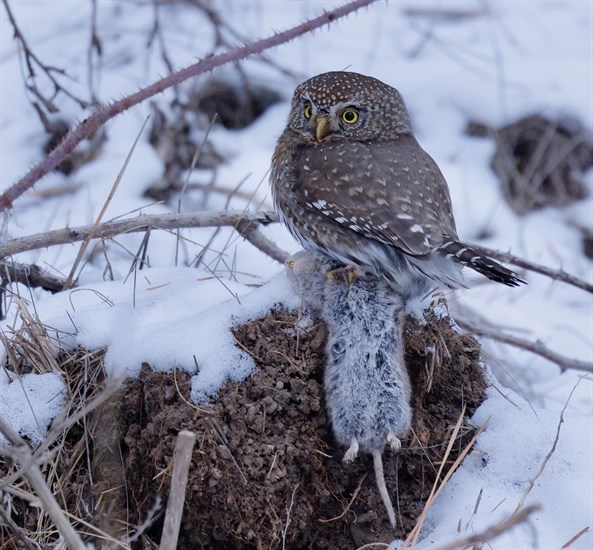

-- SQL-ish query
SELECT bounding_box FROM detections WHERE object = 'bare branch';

[0,209,278,258]
[469,243,593,295]
[0,0,378,211]
[455,317,593,374]
[2,0,89,111]
[433,504,541,550]
[0,259,67,292]
[236,223,289,264]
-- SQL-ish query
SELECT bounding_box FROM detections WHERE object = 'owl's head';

[286,71,412,142]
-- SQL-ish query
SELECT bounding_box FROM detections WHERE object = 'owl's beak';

[315,115,330,141]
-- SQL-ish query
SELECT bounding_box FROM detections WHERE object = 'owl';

[271,71,523,297]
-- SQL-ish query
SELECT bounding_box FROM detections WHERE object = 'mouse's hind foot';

[387,431,402,452]
[342,437,359,463]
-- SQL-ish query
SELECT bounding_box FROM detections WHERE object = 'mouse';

[286,251,412,529]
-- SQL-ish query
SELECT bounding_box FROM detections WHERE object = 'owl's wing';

[295,135,458,257]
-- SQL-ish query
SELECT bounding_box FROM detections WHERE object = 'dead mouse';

[286,251,412,528]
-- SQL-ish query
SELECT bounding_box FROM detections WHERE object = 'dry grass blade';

[63,116,151,289]
[562,526,591,548]
[0,417,89,549]
[0,299,127,548]
[402,409,491,549]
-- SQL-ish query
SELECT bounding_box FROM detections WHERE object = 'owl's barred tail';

[438,239,525,287]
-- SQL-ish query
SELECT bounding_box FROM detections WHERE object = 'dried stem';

[433,504,541,550]
[160,430,197,550]
[0,418,89,549]
[0,0,378,211]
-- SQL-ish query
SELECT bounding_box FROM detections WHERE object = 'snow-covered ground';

[1,1,592,548]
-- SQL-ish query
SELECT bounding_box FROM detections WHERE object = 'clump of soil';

[115,306,486,549]
[466,114,593,215]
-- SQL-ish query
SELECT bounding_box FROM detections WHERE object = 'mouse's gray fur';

[286,251,412,528]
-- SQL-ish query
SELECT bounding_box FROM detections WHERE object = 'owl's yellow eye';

[304,102,312,119]
[341,108,359,124]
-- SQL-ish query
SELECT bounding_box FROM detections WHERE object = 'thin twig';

[2,0,89,112]
[160,430,197,550]
[514,378,584,514]
[236,223,289,264]
[0,0,378,211]
[318,473,367,523]
[433,504,541,550]
[281,483,300,550]
[455,317,593,374]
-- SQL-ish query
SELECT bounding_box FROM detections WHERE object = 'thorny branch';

[0,0,378,211]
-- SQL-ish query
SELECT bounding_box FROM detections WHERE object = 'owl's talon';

[326,265,360,284]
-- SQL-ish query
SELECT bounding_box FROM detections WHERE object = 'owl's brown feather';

[293,135,457,256]
[271,71,524,293]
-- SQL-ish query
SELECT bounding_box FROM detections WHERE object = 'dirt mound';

[467,114,592,216]
[115,306,486,549]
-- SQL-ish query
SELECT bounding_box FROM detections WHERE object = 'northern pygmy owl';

[271,71,522,296]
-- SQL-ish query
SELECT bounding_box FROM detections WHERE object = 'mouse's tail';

[372,450,396,529]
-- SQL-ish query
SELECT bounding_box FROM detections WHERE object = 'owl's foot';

[387,431,402,452]
[342,437,359,463]
[326,265,362,284]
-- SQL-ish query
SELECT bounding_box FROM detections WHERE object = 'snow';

[416,384,593,549]
[1,0,592,547]
[0,370,65,447]
[30,266,299,401]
